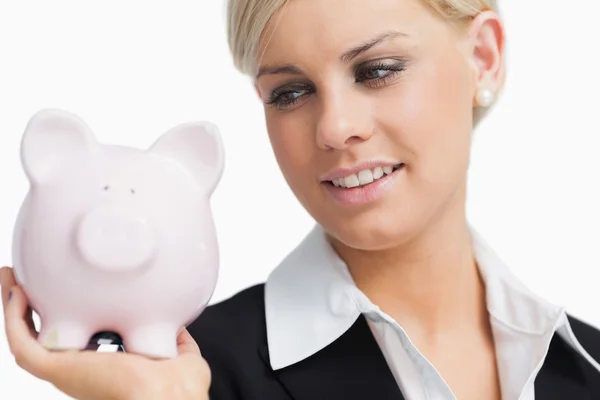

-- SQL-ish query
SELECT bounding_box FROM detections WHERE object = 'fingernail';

[8,290,12,301]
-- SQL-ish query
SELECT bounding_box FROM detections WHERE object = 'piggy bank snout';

[77,207,157,272]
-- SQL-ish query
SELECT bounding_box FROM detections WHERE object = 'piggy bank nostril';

[77,207,156,272]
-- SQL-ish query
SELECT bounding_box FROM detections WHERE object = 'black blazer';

[188,284,600,399]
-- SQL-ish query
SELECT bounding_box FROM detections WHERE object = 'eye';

[355,59,407,87]
[277,90,306,104]
[103,186,109,191]
[265,83,314,111]
[363,69,389,79]
[130,189,135,194]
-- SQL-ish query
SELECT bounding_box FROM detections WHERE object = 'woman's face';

[255,0,503,250]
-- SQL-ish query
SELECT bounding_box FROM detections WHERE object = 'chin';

[320,209,425,252]
[313,173,468,253]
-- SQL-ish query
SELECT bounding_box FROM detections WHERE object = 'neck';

[329,186,488,340]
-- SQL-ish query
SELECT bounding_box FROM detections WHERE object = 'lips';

[321,163,406,206]
[328,164,404,188]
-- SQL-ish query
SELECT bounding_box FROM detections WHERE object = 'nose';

[76,206,157,272]
[315,88,375,150]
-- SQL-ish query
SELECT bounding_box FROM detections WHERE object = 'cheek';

[379,57,474,187]
[265,112,315,188]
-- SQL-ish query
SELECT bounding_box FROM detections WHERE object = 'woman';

[2,0,600,398]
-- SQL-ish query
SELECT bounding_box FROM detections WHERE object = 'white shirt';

[264,224,600,400]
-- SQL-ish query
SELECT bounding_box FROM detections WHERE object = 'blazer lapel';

[534,331,591,400]
[259,315,405,400]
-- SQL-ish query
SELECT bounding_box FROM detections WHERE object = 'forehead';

[259,0,448,64]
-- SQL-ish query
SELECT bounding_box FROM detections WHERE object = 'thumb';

[176,328,201,356]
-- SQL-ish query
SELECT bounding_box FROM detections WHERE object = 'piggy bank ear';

[148,121,224,195]
[20,109,97,183]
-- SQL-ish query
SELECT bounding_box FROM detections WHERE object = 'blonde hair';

[227,0,502,125]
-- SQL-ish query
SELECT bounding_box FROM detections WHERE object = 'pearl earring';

[476,88,495,107]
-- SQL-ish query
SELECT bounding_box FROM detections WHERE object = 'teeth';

[344,174,360,188]
[331,164,402,188]
[373,167,384,180]
[358,169,374,185]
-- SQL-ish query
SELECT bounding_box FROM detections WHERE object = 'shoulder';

[186,284,268,398]
[188,283,267,350]
[190,283,266,334]
[567,313,600,362]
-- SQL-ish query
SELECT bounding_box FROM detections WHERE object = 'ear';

[20,108,97,183]
[148,121,224,195]
[468,10,506,103]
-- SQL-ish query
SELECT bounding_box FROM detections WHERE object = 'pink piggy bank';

[11,108,224,359]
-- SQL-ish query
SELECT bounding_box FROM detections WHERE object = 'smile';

[329,164,403,188]
[322,163,405,206]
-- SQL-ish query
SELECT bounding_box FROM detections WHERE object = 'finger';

[0,265,14,284]
[4,285,51,380]
[1,266,17,308]
[5,287,135,399]
[176,328,201,356]
[1,267,38,337]
[47,351,140,400]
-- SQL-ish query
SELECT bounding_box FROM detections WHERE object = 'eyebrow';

[256,64,302,80]
[339,30,409,63]
[255,30,409,79]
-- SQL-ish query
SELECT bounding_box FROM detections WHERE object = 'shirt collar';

[264,223,595,371]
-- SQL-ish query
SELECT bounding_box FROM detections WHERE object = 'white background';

[1,0,599,398]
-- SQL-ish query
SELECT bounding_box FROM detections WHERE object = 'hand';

[0,266,211,400]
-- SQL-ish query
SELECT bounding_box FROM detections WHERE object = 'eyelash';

[265,60,407,110]
[265,84,313,111]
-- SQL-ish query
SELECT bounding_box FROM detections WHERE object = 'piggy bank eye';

[130,189,135,194]
[103,186,109,191]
